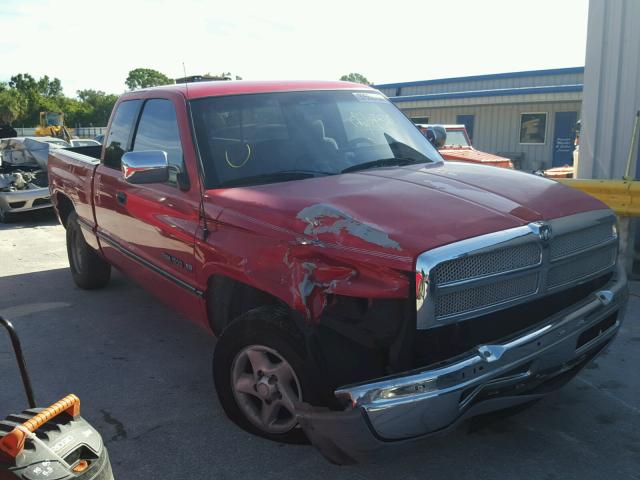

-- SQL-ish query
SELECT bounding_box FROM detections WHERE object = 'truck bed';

[48,147,102,232]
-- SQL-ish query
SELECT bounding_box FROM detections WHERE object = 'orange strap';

[0,394,80,459]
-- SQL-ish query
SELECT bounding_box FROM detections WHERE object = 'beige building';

[374,67,584,171]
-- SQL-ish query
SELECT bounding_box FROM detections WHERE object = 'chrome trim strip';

[76,216,95,232]
[415,209,617,329]
[96,230,204,298]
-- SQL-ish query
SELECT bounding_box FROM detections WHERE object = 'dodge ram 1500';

[48,80,627,464]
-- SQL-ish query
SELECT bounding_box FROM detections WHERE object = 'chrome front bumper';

[297,264,628,464]
[0,187,52,214]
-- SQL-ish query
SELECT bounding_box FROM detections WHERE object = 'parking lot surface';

[1,211,639,479]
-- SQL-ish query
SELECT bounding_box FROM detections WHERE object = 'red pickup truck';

[48,80,627,464]
[416,124,514,168]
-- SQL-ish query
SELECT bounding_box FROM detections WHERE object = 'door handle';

[116,191,127,205]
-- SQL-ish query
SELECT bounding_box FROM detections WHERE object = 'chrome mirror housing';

[121,151,169,184]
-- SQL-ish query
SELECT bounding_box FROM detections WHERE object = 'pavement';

[1,209,639,480]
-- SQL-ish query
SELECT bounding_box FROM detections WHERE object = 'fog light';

[376,378,437,400]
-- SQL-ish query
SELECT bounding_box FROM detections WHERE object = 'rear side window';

[132,99,184,186]
[104,100,142,169]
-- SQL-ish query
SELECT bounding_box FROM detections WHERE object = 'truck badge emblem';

[538,224,552,242]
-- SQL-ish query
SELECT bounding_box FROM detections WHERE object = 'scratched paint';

[297,204,402,251]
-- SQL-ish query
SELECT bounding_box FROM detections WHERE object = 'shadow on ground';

[1,267,639,479]
[0,208,59,231]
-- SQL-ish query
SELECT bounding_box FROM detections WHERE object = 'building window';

[520,113,547,144]
[411,116,430,125]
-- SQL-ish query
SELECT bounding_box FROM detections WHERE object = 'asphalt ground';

[1,210,639,479]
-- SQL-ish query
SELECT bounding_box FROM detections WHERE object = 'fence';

[73,126,107,138]
[12,126,107,139]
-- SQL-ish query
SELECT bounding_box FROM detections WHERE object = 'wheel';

[0,206,13,223]
[213,306,322,444]
[66,211,111,289]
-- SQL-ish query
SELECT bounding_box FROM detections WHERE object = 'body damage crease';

[297,204,402,251]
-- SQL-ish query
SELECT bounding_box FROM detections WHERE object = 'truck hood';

[439,147,513,168]
[209,161,607,269]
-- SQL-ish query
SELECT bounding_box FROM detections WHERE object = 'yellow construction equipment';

[34,111,73,143]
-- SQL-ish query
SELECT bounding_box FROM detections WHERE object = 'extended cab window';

[104,100,142,169]
[132,99,184,186]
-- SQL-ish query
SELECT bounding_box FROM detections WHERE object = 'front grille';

[416,210,617,329]
[431,243,541,285]
[413,272,613,367]
[547,245,617,288]
[550,222,614,259]
[436,273,538,318]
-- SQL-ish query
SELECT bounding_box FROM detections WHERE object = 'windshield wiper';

[218,170,333,187]
[341,157,424,174]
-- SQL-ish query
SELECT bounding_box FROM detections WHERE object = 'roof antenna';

[182,61,210,241]
[182,62,190,97]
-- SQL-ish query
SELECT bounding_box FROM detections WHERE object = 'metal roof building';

[374,67,584,171]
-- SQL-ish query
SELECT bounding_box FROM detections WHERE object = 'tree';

[0,71,124,127]
[8,73,41,125]
[37,76,63,97]
[125,68,173,90]
[76,90,118,125]
[340,73,370,85]
[0,89,25,124]
[9,73,37,94]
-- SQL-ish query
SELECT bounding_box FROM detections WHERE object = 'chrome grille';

[431,243,541,285]
[550,222,615,259]
[416,210,617,329]
[547,245,617,288]
[436,273,538,318]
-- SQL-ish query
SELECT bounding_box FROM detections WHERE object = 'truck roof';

[129,80,373,100]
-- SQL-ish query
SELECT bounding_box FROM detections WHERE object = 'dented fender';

[197,201,411,323]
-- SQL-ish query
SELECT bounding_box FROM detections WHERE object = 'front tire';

[66,212,111,289]
[213,306,320,444]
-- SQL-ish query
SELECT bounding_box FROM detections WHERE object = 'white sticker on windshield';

[352,92,386,103]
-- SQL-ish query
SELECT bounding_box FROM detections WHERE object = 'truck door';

[93,98,202,318]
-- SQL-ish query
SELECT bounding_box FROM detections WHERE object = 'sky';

[0,0,589,97]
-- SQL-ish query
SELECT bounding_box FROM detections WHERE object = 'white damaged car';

[0,137,69,222]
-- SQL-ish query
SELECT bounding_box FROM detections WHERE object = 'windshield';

[444,130,470,147]
[190,90,443,188]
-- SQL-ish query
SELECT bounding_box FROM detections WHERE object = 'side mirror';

[121,150,169,184]
[425,125,447,149]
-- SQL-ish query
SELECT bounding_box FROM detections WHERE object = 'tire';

[213,306,322,444]
[66,212,111,289]
[0,207,13,223]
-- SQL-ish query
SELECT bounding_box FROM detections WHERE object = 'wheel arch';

[206,274,284,335]
[55,192,75,228]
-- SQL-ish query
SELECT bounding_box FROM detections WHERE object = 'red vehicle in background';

[417,124,514,168]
